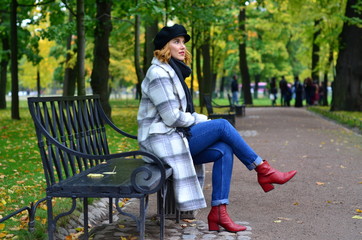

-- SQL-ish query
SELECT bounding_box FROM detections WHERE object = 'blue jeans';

[188,119,263,206]
[232,91,239,105]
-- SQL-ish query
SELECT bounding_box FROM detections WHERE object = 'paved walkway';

[58,107,362,240]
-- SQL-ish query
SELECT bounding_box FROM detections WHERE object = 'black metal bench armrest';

[95,100,137,140]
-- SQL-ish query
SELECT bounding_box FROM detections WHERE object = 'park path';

[197,107,362,240]
[63,107,362,240]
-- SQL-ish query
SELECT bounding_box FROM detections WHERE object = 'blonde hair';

[154,42,192,65]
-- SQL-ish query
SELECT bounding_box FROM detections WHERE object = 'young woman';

[137,24,297,232]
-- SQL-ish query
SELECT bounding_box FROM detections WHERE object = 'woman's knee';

[211,118,231,129]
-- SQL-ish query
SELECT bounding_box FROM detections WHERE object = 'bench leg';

[46,196,55,240]
[83,197,89,239]
[158,183,168,240]
[139,196,146,240]
[109,197,113,223]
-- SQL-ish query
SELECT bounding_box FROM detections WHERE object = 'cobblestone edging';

[55,198,253,240]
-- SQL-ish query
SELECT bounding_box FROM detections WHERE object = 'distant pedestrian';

[304,78,314,106]
[318,82,325,105]
[293,76,303,107]
[270,77,278,107]
[284,85,292,107]
[279,76,288,106]
[231,75,239,106]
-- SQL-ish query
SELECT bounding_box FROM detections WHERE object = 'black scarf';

[169,58,195,113]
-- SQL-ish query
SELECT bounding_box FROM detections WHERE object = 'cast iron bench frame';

[27,95,172,240]
[203,93,236,126]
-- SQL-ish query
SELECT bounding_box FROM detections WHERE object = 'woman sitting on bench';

[137,24,297,232]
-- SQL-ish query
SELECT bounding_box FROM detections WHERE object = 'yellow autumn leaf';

[356,209,362,213]
[87,173,104,178]
[0,223,5,230]
[182,219,195,223]
[118,224,125,229]
[274,220,282,223]
[9,226,21,231]
[352,215,362,219]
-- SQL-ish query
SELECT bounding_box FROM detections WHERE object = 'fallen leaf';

[0,223,4,230]
[182,219,196,223]
[316,182,325,186]
[9,226,21,231]
[352,215,362,219]
[356,209,362,213]
[87,173,104,178]
[273,220,282,223]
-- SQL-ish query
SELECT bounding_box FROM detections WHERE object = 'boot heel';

[261,183,274,192]
[208,221,220,231]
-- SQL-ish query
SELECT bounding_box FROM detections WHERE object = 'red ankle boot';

[255,160,297,192]
[207,204,246,232]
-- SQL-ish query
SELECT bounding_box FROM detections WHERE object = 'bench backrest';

[28,95,118,187]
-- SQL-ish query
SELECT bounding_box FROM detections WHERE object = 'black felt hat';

[154,24,191,50]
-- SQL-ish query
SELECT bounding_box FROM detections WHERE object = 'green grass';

[308,106,362,132]
[0,101,139,239]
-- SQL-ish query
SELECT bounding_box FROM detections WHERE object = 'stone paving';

[56,198,252,240]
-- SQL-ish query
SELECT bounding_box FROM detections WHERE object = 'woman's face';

[169,36,186,61]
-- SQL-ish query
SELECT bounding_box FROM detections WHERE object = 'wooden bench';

[27,95,172,240]
[203,93,236,126]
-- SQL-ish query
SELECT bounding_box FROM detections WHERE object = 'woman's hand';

[192,112,209,124]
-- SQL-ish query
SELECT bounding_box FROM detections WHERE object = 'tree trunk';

[238,8,252,105]
[0,33,10,109]
[76,0,86,96]
[37,65,40,97]
[196,47,203,110]
[10,0,19,119]
[322,47,334,106]
[143,20,158,74]
[90,0,112,118]
[201,33,212,95]
[311,19,321,84]
[63,13,76,97]
[134,11,143,100]
[332,0,362,111]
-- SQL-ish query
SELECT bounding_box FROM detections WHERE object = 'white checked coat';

[137,57,208,211]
